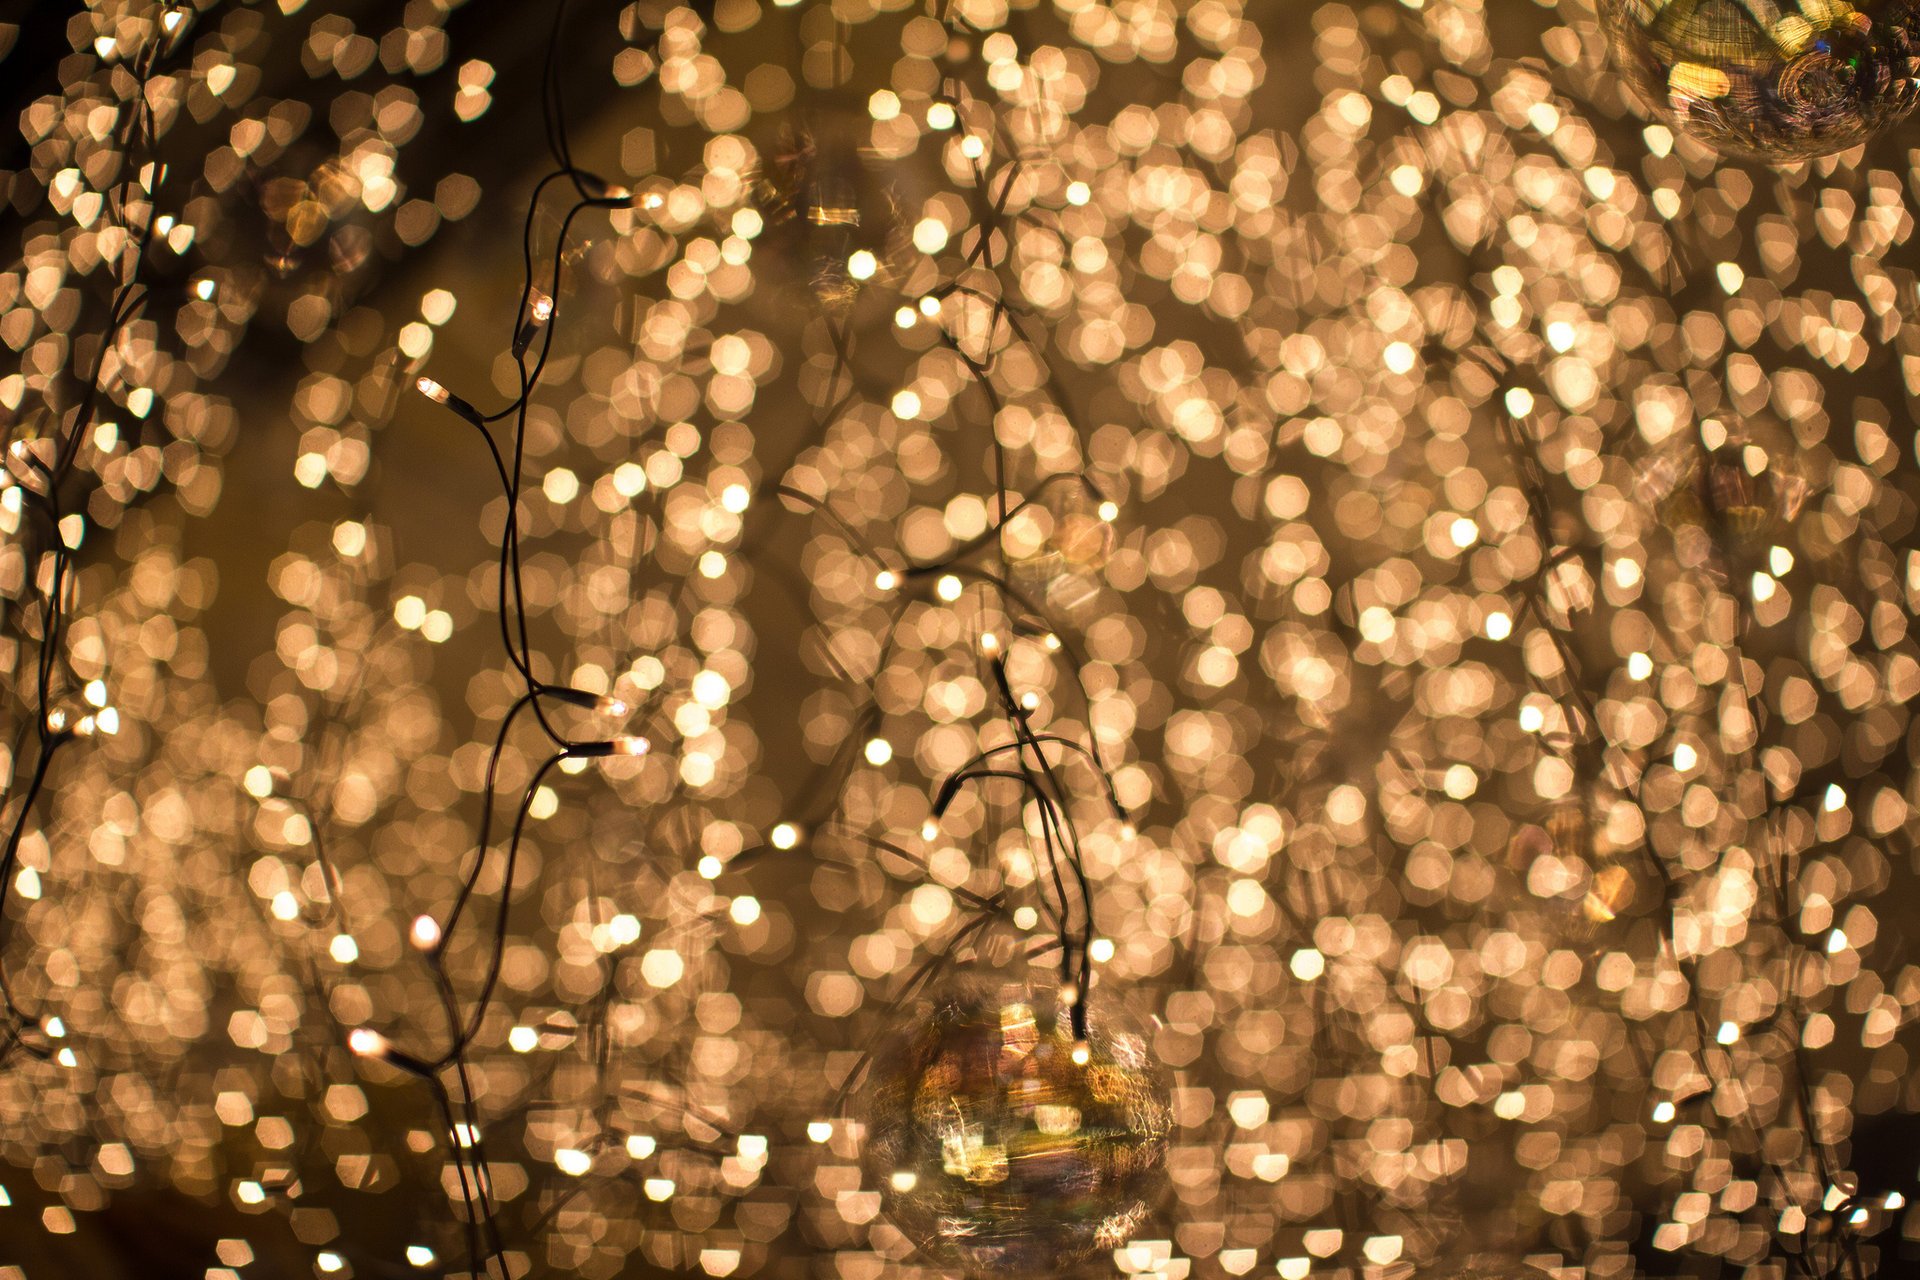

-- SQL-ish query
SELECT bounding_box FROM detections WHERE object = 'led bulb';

[349,1028,389,1058]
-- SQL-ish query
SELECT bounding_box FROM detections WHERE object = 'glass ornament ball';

[1002,479,1113,575]
[1635,432,1810,552]
[857,978,1171,1275]
[1599,0,1920,162]
[752,124,904,314]
[1543,803,1635,924]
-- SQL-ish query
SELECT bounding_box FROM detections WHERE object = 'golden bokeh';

[0,1,1918,1278]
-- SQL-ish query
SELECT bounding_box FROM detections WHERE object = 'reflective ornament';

[753,123,904,313]
[1554,802,1641,927]
[1599,0,1920,162]
[1511,802,1642,939]
[1003,478,1115,616]
[1636,432,1809,553]
[858,977,1170,1274]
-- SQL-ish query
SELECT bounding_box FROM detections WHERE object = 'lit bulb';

[349,1028,389,1058]
[410,915,441,950]
[513,290,556,356]
[569,735,651,759]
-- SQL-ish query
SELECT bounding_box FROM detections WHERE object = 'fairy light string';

[5,2,1920,1278]
[0,4,194,1057]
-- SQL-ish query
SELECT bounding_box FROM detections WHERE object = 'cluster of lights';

[2,0,1918,1277]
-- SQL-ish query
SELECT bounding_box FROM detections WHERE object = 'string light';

[2,1,1914,1276]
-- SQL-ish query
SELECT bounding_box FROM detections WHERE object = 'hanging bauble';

[857,975,1170,1274]
[1509,801,1642,940]
[1635,431,1810,555]
[1552,804,1642,929]
[752,122,905,314]
[1599,0,1920,162]
[1002,477,1115,617]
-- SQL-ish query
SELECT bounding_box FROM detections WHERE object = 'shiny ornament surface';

[857,979,1170,1274]
[1636,433,1810,550]
[1003,478,1115,616]
[753,124,904,313]
[1508,803,1643,941]
[1599,0,1920,161]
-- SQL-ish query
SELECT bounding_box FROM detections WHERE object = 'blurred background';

[3,1,1920,1277]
